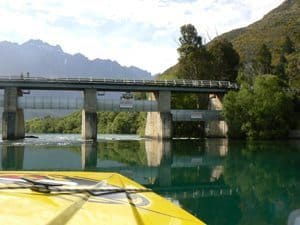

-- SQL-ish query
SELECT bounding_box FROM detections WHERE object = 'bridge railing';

[0,75,239,90]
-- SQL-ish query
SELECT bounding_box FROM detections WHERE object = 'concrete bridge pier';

[145,91,172,139]
[205,94,228,138]
[82,89,97,140]
[2,87,25,140]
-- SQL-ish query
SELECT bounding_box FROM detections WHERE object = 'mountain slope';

[0,39,151,79]
[214,0,300,62]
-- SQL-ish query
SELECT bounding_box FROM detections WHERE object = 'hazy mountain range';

[0,39,152,79]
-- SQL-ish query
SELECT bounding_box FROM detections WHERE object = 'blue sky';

[0,0,284,74]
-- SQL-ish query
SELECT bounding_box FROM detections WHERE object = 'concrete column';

[205,94,228,138]
[2,87,25,140]
[145,91,172,139]
[82,89,97,140]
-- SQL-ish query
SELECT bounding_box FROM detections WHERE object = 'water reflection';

[81,142,98,170]
[223,140,300,225]
[0,137,299,225]
[145,140,172,187]
[1,144,24,170]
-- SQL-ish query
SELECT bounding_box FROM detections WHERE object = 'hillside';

[0,39,151,79]
[161,0,300,78]
[214,0,300,63]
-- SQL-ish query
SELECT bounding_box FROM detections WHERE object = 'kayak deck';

[0,171,206,225]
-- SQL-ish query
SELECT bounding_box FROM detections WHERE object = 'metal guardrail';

[0,76,240,90]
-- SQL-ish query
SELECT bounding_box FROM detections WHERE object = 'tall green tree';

[223,75,294,139]
[274,53,288,80]
[286,52,300,89]
[177,24,212,80]
[281,36,295,55]
[256,44,272,74]
[208,39,240,81]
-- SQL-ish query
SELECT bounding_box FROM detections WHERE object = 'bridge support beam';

[82,89,97,141]
[145,91,172,139]
[2,87,25,140]
[205,94,228,138]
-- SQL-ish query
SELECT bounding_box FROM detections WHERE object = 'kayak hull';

[0,171,206,225]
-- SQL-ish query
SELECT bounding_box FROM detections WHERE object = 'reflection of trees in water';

[77,141,148,168]
[224,141,300,225]
[99,141,147,166]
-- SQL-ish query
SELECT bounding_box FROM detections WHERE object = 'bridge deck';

[0,76,239,93]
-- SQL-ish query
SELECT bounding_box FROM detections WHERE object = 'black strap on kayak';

[0,184,152,196]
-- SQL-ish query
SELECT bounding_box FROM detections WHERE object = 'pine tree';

[274,54,288,80]
[282,36,295,55]
[177,24,212,80]
[256,44,272,74]
[208,39,240,81]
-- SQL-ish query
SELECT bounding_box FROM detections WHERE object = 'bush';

[223,75,294,139]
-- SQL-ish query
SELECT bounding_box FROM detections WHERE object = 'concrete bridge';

[0,76,238,140]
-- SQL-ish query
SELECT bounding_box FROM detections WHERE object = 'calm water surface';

[0,134,299,225]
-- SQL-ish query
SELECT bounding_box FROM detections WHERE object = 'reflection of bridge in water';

[0,139,232,197]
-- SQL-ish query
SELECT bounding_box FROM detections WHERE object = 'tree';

[255,44,272,74]
[223,75,294,139]
[286,52,300,89]
[208,39,240,81]
[281,36,295,55]
[177,24,212,80]
[274,53,287,80]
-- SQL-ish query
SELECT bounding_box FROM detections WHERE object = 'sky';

[0,0,285,75]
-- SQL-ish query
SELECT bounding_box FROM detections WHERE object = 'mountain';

[212,0,300,63]
[161,0,300,78]
[0,39,152,79]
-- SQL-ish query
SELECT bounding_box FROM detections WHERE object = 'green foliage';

[286,52,300,88]
[159,64,180,80]
[178,24,203,49]
[208,39,240,81]
[256,44,272,74]
[108,112,139,134]
[177,24,212,80]
[223,75,294,139]
[213,0,300,63]
[282,35,295,54]
[273,53,288,80]
[26,112,81,134]
[26,111,146,135]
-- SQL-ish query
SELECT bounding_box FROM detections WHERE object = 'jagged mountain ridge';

[0,39,152,79]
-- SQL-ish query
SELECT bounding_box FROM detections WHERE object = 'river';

[0,134,299,225]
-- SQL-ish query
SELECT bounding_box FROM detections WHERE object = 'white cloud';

[0,0,285,74]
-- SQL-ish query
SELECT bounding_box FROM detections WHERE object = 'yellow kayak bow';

[0,171,206,225]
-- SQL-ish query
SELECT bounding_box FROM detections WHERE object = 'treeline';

[223,34,299,139]
[25,111,146,135]
[161,24,299,139]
